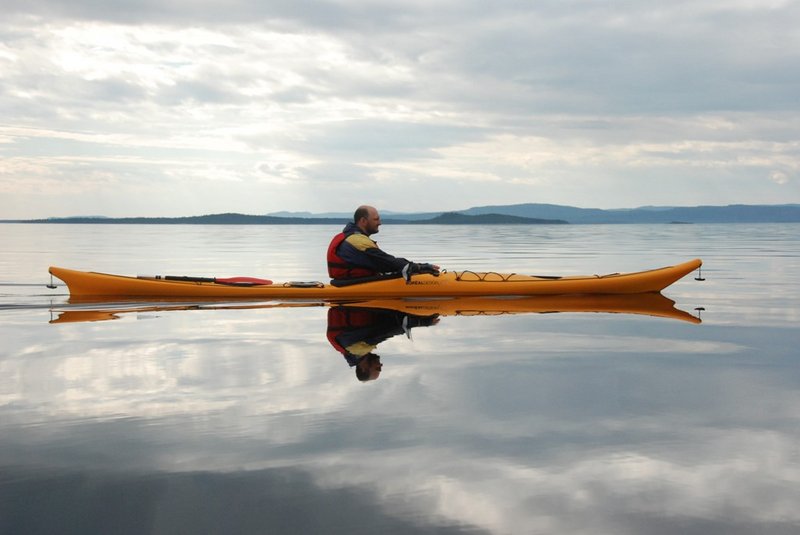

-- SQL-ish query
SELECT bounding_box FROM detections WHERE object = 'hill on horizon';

[5,203,799,224]
[459,203,800,223]
[408,212,567,225]
[269,203,800,223]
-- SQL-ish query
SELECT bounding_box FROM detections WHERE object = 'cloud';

[291,119,486,162]
[1,2,799,217]
[770,170,790,185]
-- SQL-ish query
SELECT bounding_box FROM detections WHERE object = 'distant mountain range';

[269,203,800,223]
[272,203,800,223]
[9,212,564,225]
[407,212,566,225]
[5,203,799,224]
[455,203,800,224]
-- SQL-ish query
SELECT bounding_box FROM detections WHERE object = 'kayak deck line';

[451,270,614,282]
[48,259,703,299]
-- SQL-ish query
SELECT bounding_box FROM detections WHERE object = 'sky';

[1,0,799,218]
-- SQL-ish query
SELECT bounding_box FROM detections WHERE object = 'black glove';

[405,314,440,328]
[415,263,440,276]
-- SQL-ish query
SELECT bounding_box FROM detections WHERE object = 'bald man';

[326,205,439,281]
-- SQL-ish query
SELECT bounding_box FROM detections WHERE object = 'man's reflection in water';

[327,305,439,382]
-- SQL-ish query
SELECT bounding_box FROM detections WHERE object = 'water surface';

[1,223,798,534]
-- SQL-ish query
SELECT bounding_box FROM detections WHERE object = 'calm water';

[1,223,798,535]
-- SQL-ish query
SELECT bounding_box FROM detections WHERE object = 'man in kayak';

[327,205,440,281]
[327,304,439,381]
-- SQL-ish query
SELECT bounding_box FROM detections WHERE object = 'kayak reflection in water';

[326,305,439,382]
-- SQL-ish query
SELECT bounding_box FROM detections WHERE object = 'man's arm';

[341,234,411,273]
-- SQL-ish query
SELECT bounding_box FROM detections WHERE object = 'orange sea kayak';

[49,293,701,324]
[49,259,702,299]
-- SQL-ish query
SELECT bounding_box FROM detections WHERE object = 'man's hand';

[416,263,440,276]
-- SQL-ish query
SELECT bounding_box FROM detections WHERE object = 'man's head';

[354,205,381,236]
[355,353,383,382]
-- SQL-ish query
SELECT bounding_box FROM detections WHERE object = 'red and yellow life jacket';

[326,307,379,355]
[326,232,377,280]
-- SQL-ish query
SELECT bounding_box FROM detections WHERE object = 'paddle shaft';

[137,275,272,286]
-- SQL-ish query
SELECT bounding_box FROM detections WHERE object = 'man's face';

[365,354,382,380]
[362,208,382,235]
